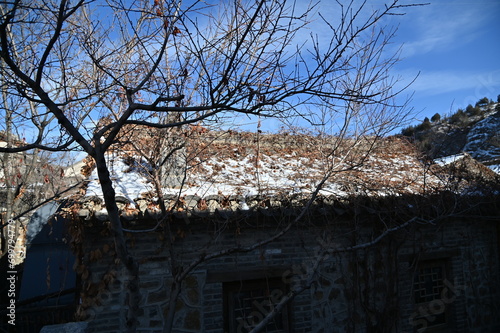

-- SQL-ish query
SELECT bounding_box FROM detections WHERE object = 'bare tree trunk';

[1,59,14,230]
[150,168,182,333]
[163,281,182,333]
[94,145,140,332]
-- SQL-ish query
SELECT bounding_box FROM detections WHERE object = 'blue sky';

[238,0,500,133]
[389,0,500,124]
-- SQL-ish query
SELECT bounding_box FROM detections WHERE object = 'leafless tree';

[0,56,71,259]
[0,0,420,331]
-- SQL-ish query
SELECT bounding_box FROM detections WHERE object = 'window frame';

[223,277,291,333]
[411,259,453,332]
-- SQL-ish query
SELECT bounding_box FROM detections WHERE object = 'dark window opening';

[224,277,290,333]
[412,260,450,331]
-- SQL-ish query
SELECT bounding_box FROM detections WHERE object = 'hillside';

[401,96,500,172]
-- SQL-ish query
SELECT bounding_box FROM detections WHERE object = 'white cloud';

[396,69,500,97]
[397,1,498,58]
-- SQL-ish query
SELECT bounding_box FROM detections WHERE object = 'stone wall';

[79,210,500,333]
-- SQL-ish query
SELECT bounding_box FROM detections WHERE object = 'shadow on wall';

[0,201,79,333]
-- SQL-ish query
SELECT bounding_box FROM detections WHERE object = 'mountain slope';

[402,99,500,172]
[463,111,500,162]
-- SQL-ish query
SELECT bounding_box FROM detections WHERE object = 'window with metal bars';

[223,278,290,333]
[412,260,449,329]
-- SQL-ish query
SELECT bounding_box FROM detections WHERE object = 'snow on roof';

[85,153,153,204]
[79,130,499,220]
[179,142,435,198]
[84,132,445,200]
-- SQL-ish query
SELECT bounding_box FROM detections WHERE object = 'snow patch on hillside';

[464,111,500,162]
[434,154,466,166]
[488,164,500,174]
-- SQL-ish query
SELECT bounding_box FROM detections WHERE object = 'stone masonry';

[78,194,500,333]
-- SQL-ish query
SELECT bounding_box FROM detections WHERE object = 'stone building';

[78,193,500,333]
[14,131,500,332]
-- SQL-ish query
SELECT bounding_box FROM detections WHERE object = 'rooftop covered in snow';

[77,129,500,221]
